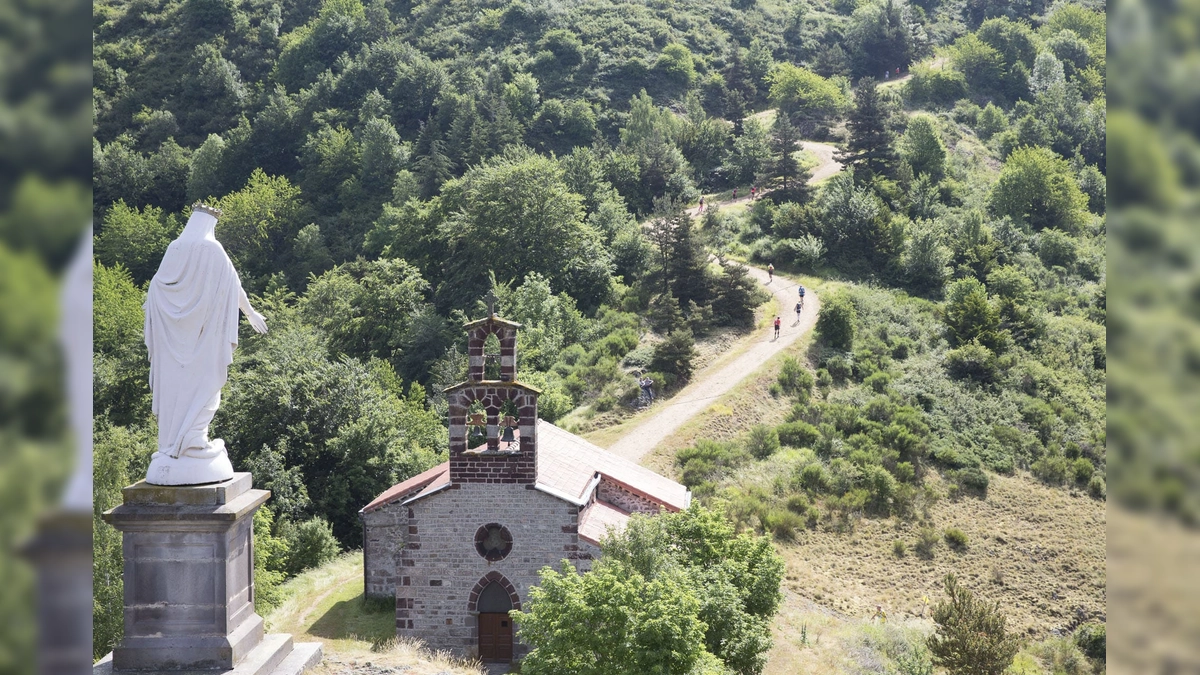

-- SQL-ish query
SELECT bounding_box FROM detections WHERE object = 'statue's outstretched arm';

[237,286,268,334]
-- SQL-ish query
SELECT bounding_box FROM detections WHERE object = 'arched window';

[477,581,514,613]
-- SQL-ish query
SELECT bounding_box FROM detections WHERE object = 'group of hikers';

[769,272,806,340]
[696,186,760,214]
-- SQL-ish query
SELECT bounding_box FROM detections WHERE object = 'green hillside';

[92,0,1107,671]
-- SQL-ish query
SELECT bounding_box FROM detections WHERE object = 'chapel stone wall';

[395,483,590,658]
[362,503,409,599]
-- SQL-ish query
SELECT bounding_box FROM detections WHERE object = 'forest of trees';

[92,0,1106,668]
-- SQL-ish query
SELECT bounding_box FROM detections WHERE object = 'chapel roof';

[360,420,689,514]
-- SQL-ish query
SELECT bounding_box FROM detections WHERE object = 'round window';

[474,524,513,561]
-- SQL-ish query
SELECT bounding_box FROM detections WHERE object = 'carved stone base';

[146,440,235,486]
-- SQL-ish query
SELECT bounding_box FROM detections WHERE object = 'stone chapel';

[360,309,690,663]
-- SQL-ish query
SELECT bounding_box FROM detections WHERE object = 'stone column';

[99,473,320,673]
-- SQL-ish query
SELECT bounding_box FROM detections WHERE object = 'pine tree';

[927,574,1020,675]
[836,78,896,178]
[770,113,812,201]
[415,121,452,198]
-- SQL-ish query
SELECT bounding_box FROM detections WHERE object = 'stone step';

[94,634,313,675]
[268,642,322,675]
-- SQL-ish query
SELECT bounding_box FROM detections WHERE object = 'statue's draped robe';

[144,236,241,458]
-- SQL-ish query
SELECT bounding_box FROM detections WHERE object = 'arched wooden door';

[477,581,513,662]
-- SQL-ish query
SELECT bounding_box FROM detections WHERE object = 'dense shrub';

[905,65,970,107]
[746,424,781,459]
[282,516,341,576]
[1071,457,1095,484]
[1087,474,1106,499]
[777,356,815,398]
[893,540,907,557]
[1032,453,1069,485]
[777,421,821,449]
[1074,623,1106,663]
[817,291,857,351]
[945,341,999,383]
[948,466,990,494]
[798,462,830,492]
[915,526,940,558]
[943,527,969,550]
[677,439,749,487]
[864,371,891,393]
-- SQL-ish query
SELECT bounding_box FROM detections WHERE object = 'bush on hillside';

[915,526,940,558]
[746,424,781,459]
[1074,623,1106,663]
[777,356,815,399]
[282,515,341,576]
[943,527,969,550]
[798,462,831,492]
[778,420,821,448]
[1071,457,1095,484]
[817,291,857,351]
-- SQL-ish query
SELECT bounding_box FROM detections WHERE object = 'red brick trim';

[467,571,521,612]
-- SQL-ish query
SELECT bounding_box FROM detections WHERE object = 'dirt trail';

[691,139,841,217]
[605,270,819,463]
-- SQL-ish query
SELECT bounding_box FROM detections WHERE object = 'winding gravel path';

[605,135,842,463]
[605,270,819,463]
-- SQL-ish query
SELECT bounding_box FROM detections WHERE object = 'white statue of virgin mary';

[143,203,267,486]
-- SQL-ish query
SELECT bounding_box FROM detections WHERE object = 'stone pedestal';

[20,510,94,675]
[99,473,321,674]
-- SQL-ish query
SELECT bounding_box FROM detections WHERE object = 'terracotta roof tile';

[360,462,449,513]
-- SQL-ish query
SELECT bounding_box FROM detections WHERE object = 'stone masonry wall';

[597,478,666,515]
[395,484,586,658]
[362,503,409,599]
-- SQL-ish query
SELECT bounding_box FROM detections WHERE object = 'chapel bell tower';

[445,293,540,484]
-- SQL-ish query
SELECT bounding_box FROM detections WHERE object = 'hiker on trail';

[873,605,887,623]
[640,375,655,402]
[896,67,901,76]
[698,196,704,212]
[773,316,781,339]
[795,300,802,322]
[733,187,738,200]
[751,186,757,200]
[767,263,774,282]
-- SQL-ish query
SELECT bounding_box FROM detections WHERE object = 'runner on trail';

[767,263,774,282]
[773,316,781,339]
[795,300,802,322]
[733,187,738,199]
[698,196,704,212]
[798,284,806,308]
[751,186,757,200]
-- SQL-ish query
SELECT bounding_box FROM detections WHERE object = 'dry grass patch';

[779,472,1105,636]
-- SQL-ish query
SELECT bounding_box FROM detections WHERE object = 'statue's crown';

[190,201,222,218]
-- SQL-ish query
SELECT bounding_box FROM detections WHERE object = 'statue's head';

[181,202,221,240]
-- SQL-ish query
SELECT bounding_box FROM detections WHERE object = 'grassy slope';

[265,552,485,674]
